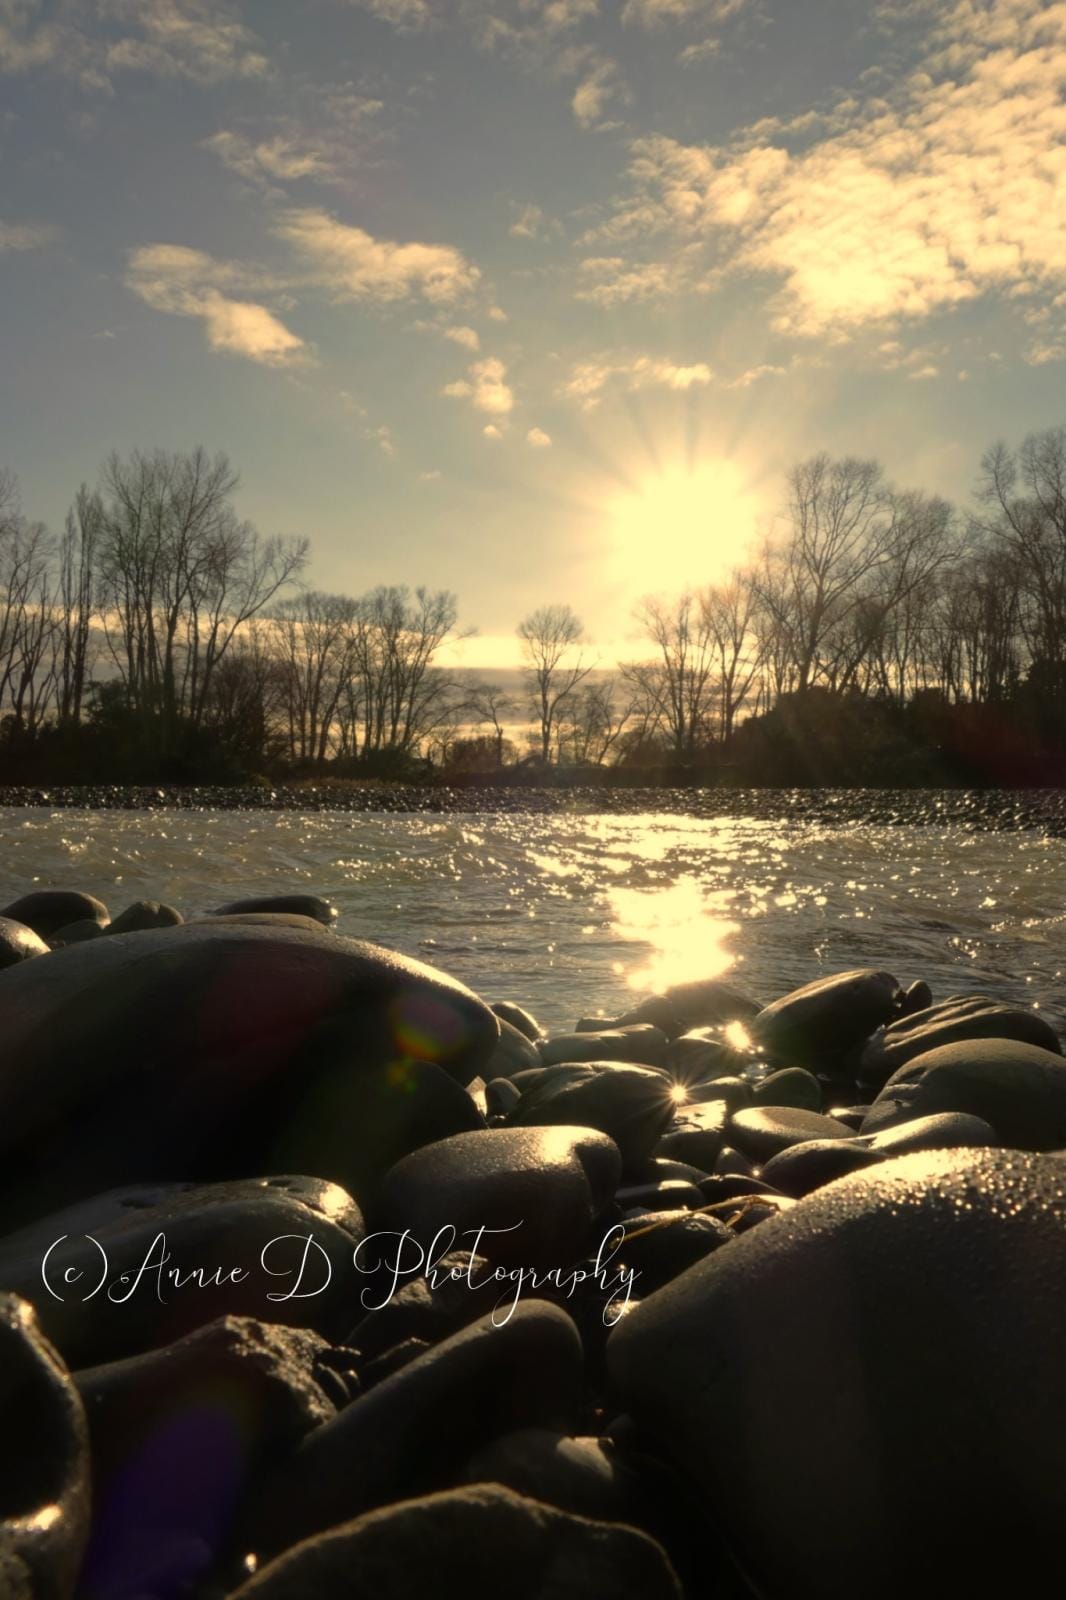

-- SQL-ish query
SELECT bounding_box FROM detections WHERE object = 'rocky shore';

[0,887,1064,1597]
[1,784,1066,833]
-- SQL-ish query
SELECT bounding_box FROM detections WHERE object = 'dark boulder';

[507,1064,675,1172]
[0,923,497,1224]
[752,968,900,1067]
[608,1148,1066,1599]
[233,1484,682,1600]
[104,900,184,934]
[860,994,1063,1088]
[209,894,337,925]
[862,1037,1066,1149]
[373,1126,621,1270]
[0,890,109,940]
[728,1106,854,1163]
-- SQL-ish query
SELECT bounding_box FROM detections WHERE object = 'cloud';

[571,57,626,128]
[509,201,560,239]
[622,0,752,27]
[562,352,712,407]
[581,1,1066,340]
[125,244,308,366]
[483,422,504,440]
[0,1,270,88]
[275,207,481,306]
[205,130,331,185]
[418,467,442,481]
[346,0,431,27]
[442,356,514,415]
[526,426,552,447]
[0,219,58,253]
[443,324,481,350]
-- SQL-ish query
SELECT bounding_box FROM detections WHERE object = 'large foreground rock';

[233,1484,682,1600]
[0,923,496,1223]
[0,1296,89,1600]
[609,1148,1066,1599]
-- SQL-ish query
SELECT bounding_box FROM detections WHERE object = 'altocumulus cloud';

[561,352,712,408]
[582,0,1066,344]
[442,357,515,417]
[274,207,480,306]
[125,244,308,366]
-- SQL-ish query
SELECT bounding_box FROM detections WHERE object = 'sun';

[606,459,761,595]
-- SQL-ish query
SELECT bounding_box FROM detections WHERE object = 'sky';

[2,0,1066,667]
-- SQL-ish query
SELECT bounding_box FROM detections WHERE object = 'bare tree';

[557,679,632,766]
[628,591,717,758]
[701,572,763,740]
[517,603,592,762]
[464,681,516,767]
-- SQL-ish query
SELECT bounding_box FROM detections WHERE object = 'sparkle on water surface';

[1,807,1063,1035]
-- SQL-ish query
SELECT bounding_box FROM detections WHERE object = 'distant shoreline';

[1,784,1065,834]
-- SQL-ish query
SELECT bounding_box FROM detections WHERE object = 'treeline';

[2,430,1066,786]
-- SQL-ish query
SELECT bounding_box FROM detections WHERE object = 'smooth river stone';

[751,968,901,1066]
[0,917,48,970]
[373,1126,621,1270]
[507,1064,675,1172]
[103,899,184,934]
[728,1106,854,1162]
[0,1176,365,1366]
[608,1148,1066,1600]
[0,889,109,939]
[483,1017,543,1079]
[752,1067,822,1111]
[862,1037,1066,1150]
[491,1001,543,1042]
[540,1026,668,1069]
[0,1295,89,1600]
[75,1316,358,1600]
[209,894,338,925]
[655,1100,729,1171]
[859,994,1063,1087]
[248,1301,585,1554]
[0,922,497,1224]
[463,1429,640,1523]
[759,1112,1000,1199]
[233,1484,682,1600]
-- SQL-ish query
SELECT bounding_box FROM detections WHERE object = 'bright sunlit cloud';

[605,458,762,596]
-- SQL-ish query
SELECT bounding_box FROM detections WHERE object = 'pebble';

[751,967,901,1067]
[860,994,1063,1087]
[0,889,109,939]
[540,1026,668,1069]
[0,915,48,969]
[507,1064,676,1172]
[728,1106,855,1162]
[209,894,338,924]
[862,1037,1066,1149]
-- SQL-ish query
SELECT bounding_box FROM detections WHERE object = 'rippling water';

[1,806,1064,1037]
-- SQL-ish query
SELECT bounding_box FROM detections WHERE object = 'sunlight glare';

[607,459,760,595]
[608,877,739,992]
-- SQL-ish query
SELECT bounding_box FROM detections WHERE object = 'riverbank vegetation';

[2,431,1065,787]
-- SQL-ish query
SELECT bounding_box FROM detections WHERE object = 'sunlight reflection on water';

[1,806,1063,1034]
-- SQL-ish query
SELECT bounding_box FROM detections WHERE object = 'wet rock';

[209,894,337,925]
[713,1145,757,1178]
[104,899,184,934]
[463,1429,641,1522]
[0,1176,365,1366]
[899,978,932,1016]
[249,1302,585,1553]
[485,1076,521,1117]
[663,1026,764,1086]
[729,1106,854,1163]
[484,1017,542,1078]
[608,1148,1066,1599]
[51,917,107,947]
[0,889,109,940]
[491,1001,543,1042]
[615,1210,732,1293]
[0,916,48,970]
[828,1104,870,1130]
[347,1250,500,1359]
[0,1295,89,1600]
[860,995,1063,1088]
[683,1076,753,1112]
[0,922,497,1225]
[507,1064,675,1172]
[541,1027,668,1069]
[655,1100,729,1171]
[374,1125,621,1270]
[752,1067,822,1111]
[576,998,686,1037]
[234,1484,682,1600]
[752,967,901,1067]
[75,1318,357,1600]
[759,1139,880,1197]
[697,1174,778,1204]
[659,978,761,1030]
[863,1038,1066,1149]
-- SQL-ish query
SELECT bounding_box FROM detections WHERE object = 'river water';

[1,805,1063,1038]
